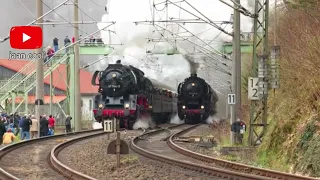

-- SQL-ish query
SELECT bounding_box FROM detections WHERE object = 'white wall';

[81,95,94,120]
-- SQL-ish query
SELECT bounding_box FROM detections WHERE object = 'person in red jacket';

[48,115,55,131]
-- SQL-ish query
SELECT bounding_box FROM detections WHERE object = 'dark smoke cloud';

[183,54,199,74]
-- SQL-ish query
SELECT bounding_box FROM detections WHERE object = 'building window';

[81,100,83,107]
[89,99,92,110]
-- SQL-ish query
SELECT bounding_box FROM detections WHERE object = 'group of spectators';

[0,112,58,145]
[45,35,104,64]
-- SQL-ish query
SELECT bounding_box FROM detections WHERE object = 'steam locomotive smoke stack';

[183,54,199,74]
[116,60,121,64]
[191,73,197,77]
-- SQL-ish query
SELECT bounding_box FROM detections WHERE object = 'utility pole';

[235,0,242,120]
[36,0,44,138]
[248,0,270,146]
[74,0,81,131]
[230,0,241,145]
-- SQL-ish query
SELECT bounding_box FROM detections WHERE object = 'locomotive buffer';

[105,118,129,168]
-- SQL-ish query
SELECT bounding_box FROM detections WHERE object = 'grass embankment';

[251,2,320,177]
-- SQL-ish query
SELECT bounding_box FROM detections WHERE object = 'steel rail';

[49,127,149,180]
[50,132,105,180]
[0,129,102,180]
[131,124,270,180]
[168,126,319,180]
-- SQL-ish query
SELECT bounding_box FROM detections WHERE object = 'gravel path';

[59,128,221,180]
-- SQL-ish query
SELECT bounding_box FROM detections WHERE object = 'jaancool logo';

[10,26,43,49]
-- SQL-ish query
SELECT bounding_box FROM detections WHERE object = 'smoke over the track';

[183,54,200,75]
[170,115,184,124]
[133,116,156,129]
[206,115,221,124]
[92,122,103,129]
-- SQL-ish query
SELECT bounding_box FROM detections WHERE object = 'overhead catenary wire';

[70,0,96,22]
[0,0,70,43]
[90,0,108,7]
[18,0,36,18]
[163,0,233,36]
[81,56,108,69]
[152,24,230,64]
[41,0,90,36]
[152,24,231,76]
[219,0,257,18]
[143,5,232,76]
[146,0,234,70]
[173,22,225,56]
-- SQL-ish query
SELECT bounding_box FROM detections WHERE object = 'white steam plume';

[133,116,156,129]
[170,114,184,124]
[206,115,221,125]
[92,0,254,112]
[92,122,103,129]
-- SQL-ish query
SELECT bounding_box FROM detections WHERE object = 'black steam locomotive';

[177,73,218,124]
[91,60,177,130]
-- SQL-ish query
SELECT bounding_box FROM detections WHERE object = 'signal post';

[105,118,129,168]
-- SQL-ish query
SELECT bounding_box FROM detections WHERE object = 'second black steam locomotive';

[177,73,218,124]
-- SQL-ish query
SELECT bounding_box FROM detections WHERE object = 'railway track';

[131,123,269,180]
[168,124,319,180]
[0,127,150,180]
[0,129,104,180]
[50,128,148,180]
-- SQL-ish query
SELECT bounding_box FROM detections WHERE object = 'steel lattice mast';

[248,0,270,146]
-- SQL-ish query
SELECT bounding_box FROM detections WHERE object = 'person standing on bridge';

[64,36,71,53]
[45,46,54,65]
[53,37,59,52]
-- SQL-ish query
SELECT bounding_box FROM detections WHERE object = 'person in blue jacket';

[19,115,25,139]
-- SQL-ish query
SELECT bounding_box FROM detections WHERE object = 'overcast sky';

[0,0,259,118]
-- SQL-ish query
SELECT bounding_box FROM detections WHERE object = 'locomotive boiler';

[177,73,218,124]
[91,60,177,130]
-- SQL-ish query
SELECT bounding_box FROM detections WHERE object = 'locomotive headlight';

[98,104,103,108]
[201,105,204,109]
[112,73,117,78]
[124,103,130,108]
[192,83,195,86]
[182,105,186,109]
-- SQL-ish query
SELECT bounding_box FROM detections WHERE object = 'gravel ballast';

[177,124,257,165]
[58,130,218,180]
